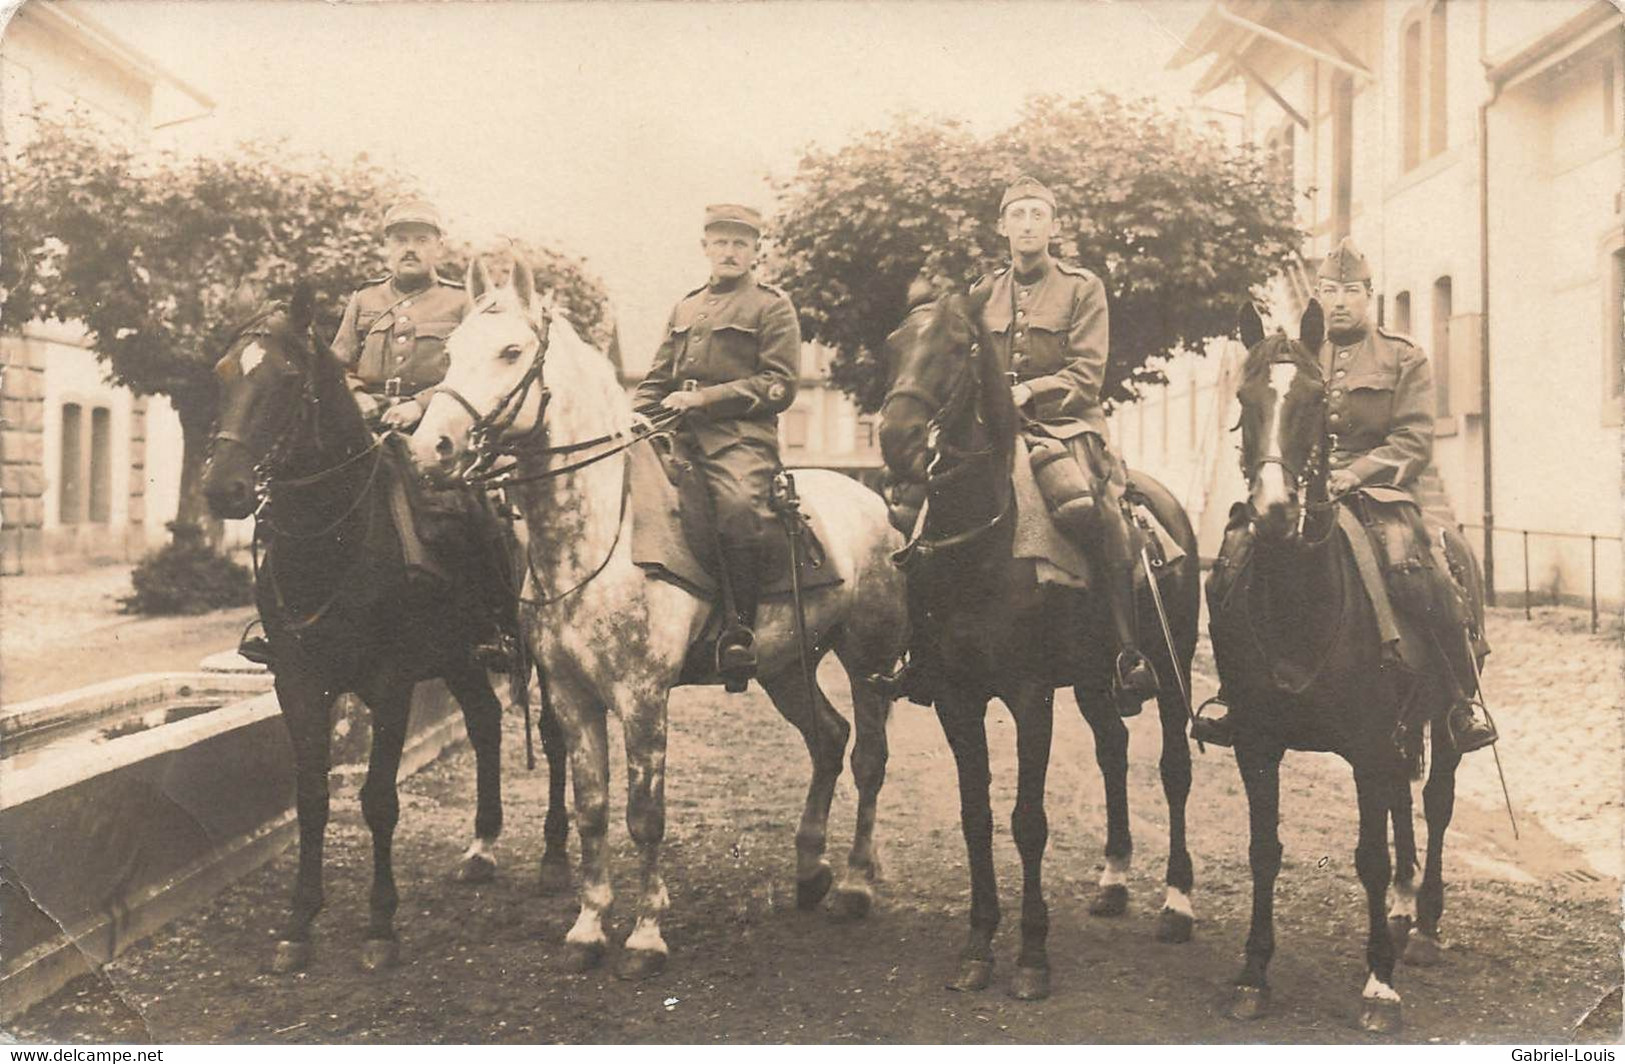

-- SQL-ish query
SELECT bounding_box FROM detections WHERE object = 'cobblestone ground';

[4,600,1620,1043]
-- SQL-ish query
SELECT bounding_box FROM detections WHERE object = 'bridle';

[1241,356,1337,546]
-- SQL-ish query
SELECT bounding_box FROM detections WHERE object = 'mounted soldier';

[1197,237,1496,754]
[237,199,515,671]
[633,203,802,690]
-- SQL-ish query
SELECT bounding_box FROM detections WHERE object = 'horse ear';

[227,278,264,319]
[509,257,535,310]
[1238,301,1266,350]
[467,257,491,303]
[1300,299,1325,351]
[288,282,315,331]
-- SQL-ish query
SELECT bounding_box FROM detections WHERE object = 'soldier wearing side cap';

[1196,237,1496,753]
[633,204,802,690]
[967,175,1159,713]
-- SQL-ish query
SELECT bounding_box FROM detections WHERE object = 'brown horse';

[1207,300,1481,1033]
[877,289,1201,1001]
[406,260,908,979]
[202,284,571,973]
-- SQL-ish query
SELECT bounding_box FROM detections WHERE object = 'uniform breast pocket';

[1344,372,1398,436]
[712,323,759,373]
[1022,313,1069,373]
[416,321,457,376]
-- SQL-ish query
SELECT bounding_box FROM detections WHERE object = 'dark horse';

[1209,300,1479,1033]
[878,289,1201,1001]
[202,284,570,973]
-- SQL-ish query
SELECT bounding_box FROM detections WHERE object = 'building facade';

[1132,0,1623,606]
[1,1,213,574]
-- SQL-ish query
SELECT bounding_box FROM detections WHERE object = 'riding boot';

[716,541,760,693]
[1105,557,1158,716]
[1190,693,1236,748]
[869,580,938,706]
[1430,627,1497,754]
[237,626,277,669]
[468,499,519,674]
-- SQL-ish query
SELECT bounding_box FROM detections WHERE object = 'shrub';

[120,522,254,615]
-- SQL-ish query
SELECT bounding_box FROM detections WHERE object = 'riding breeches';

[687,437,780,554]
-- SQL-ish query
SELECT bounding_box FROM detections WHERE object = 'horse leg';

[1408,723,1461,967]
[357,681,413,971]
[1155,685,1196,943]
[1075,685,1133,917]
[1388,770,1419,959]
[1228,735,1283,1021]
[760,666,852,912]
[558,698,614,973]
[1354,762,1403,1033]
[270,675,334,974]
[1008,683,1055,1001]
[444,665,504,885]
[833,664,891,919]
[936,692,998,992]
[536,675,573,896]
[615,690,674,980]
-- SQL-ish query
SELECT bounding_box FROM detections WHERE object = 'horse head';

[1235,299,1328,544]
[203,281,348,519]
[409,256,550,485]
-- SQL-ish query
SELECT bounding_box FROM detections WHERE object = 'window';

[1394,291,1412,336]
[782,409,810,449]
[1332,72,1355,238]
[1401,1,1450,171]
[89,408,112,523]
[1402,19,1423,170]
[1428,0,1449,157]
[855,417,877,451]
[1432,277,1453,417]
[59,403,83,525]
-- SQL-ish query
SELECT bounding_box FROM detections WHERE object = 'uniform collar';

[1011,257,1053,287]
[389,272,438,298]
[1327,321,1371,347]
[707,271,752,295]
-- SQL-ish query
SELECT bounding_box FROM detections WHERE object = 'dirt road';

[7,608,1620,1043]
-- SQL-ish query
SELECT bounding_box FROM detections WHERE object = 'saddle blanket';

[1010,435,1185,590]
[627,438,843,601]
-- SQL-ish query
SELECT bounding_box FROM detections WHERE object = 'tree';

[770,94,1304,413]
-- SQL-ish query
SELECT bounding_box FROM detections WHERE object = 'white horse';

[408,260,907,978]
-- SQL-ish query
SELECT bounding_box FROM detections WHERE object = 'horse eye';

[500,345,523,362]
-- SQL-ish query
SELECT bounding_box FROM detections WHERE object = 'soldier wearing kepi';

[238,199,515,671]
[977,174,1158,713]
[1196,237,1496,752]
[633,204,801,691]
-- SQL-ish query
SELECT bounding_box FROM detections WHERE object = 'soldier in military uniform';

[633,204,802,690]
[238,200,514,670]
[1195,238,1497,752]
[978,175,1159,713]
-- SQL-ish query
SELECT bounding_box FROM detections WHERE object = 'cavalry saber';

[778,473,824,763]
[1464,630,1518,840]
[1140,538,1203,754]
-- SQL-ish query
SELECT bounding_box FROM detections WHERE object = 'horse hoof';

[1360,996,1403,1034]
[1387,915,1412,956]
[558,940,605,974]
[270,940,311,974]
[1008,966,1051,1001]
[1089,884,1129,917]
[1404,932,1444,967]
[832,884,873,919]
[796,865,834,911]
[616,948,668,981]
[454,854,497,884]
[359,938,400,972]
[537,855,572,896]
[946,958,994,992]
[1227,985,1270,1021]
[1155,907,1194,944]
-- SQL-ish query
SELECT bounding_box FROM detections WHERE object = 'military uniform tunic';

[331,274,468,402]
[634,273,802,547]
[1319,324,1435,502]
[974,259,1111,441]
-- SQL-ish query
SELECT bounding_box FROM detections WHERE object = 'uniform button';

[1015,330,1025,338]
[1329,412,1342,423]
[1335,369,1347,379]
[1016,311,1026,320]
[1338,350,1350,360]
[402,300,411,308]
[1331,388,1343,397]
[698,312,707,319]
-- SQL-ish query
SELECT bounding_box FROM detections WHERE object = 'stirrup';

[1447,698,1497,754]
[1112,650,1158,716]
[473,632,516,674]
[1190,696,1235,748]
[717,627,757,693]
[869,656,935,707]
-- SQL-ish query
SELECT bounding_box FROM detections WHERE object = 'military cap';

[999,174,1057,214]
[382,199,444,235]
[1316,236,1372,284]
[703,203,764,235]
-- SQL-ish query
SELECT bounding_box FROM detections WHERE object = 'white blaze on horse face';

[1254,361,1299,508]
[239,341,267,377]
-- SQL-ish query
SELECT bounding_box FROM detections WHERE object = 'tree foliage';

[770,94,1303,413]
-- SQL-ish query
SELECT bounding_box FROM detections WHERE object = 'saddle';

[1008,435,1185,590]
[627,434,842,600]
